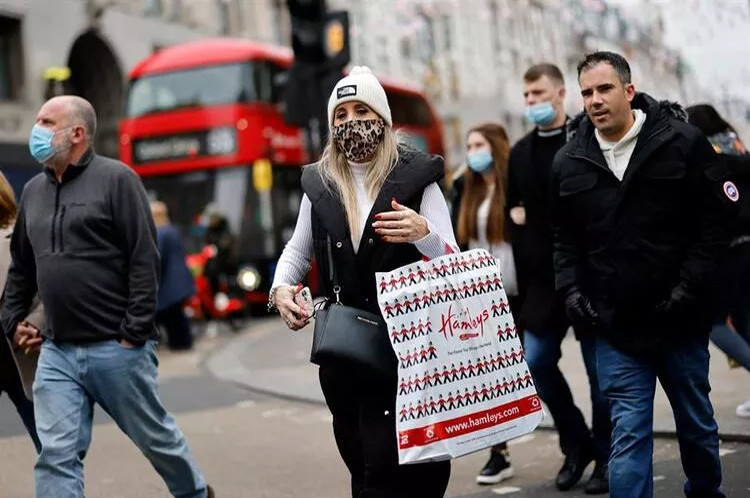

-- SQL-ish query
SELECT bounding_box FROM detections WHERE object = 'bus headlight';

[237,266,261,291]
[214,292,229,311]
[206,127,236,156]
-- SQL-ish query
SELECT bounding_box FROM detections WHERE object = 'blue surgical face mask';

[467,150,493,173]
[524,101,557,126]
[29,124,59,163]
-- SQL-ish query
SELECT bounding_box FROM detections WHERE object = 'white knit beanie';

[327,66,392,127]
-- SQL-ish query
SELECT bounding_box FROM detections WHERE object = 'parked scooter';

[184,244,247,330]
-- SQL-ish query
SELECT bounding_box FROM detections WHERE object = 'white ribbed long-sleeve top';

[271,161,458,289]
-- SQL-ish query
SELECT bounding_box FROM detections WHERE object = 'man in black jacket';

[1,96,214,498]
[507,63,611,494]
[552,52,731,498]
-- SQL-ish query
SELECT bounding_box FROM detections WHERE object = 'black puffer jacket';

[551,92,735,354]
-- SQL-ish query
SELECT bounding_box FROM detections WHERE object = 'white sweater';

[595,109,647,181]
[271,161,459,289]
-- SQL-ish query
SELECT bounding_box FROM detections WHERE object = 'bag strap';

[326,235,341,303]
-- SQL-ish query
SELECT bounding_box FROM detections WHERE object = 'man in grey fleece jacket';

[1,96,214,498]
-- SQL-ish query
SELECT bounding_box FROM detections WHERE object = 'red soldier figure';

[399,378,407,394]
[379,277,388,293]
[399,405,408,422]
[419,347,428,363]
[431,368,441,386]
[471,386,480,404]
[447,393,456,410]
[388,275,398,290]
[417,268,426,281]
[523,372,533,388]
[437,395,446,413]
[467,361,477,378]
[393,300,403,316]
[391,328,400,343]
[398,271,407,288]
[421,292,431,309]
[427,343,437,360]
[441,367,451,384]
[384,301,394,317]
[402,296,412,313]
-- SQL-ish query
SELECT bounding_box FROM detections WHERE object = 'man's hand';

[118,338,137,348]
[510,206,526,226]
[13,322,43,355]
[655,284,696,316]
[564,285,600,326]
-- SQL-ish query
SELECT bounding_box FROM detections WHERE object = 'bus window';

[126,62,259,117]
[386,90,434,127]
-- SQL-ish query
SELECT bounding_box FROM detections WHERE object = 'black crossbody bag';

[310,237,397,379]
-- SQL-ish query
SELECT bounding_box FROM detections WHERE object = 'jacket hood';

[567,92,688,139]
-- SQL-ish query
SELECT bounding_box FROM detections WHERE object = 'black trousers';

[319,364,450,498]
[156,302,194,350]
[0,340,41,452]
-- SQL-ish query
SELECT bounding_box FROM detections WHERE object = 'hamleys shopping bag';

[376,249,544,464]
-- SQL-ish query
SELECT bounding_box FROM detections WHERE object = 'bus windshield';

[126,62,256,117]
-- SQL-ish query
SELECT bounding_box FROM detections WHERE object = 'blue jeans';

[33,340,207,498]
[710,323,750,371]
[596,337,724,498]
[524,328,611,460]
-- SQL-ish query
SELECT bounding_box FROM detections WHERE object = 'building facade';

[0,0,739,177]
[0,0,290,187]
[331,0,706,163]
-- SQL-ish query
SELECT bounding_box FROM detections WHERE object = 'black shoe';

[555,446,595,491]
[584,461,609,495]
[206,484,215,498]
[476,450,515,485]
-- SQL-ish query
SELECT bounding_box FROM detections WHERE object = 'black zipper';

[58,205,66,253]
[51,184,61,253]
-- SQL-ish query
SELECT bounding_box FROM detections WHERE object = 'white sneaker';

[736,399,750,418]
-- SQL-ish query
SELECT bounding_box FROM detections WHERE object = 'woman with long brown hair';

[0,171,42,453]
[451,122,518,485]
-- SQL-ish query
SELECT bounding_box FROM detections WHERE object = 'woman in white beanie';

[270,66,457,497]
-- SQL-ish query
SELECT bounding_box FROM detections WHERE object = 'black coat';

[301,148,444,316]
[507,129,570,333]
[551,93,734,354]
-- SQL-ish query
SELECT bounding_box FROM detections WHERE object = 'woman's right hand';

[273,284,310,331]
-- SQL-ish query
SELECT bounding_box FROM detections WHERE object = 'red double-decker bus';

[120,38,444,304]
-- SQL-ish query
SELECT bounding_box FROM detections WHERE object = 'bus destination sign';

[132,127,237,164]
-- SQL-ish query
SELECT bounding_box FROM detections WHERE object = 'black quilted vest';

[301,148,444,315]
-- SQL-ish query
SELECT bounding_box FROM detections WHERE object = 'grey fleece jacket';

[1,148,160,345]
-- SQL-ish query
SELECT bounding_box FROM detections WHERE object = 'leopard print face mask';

[332,118,386,162]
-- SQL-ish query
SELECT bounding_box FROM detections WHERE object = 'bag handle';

[326,235,341,304]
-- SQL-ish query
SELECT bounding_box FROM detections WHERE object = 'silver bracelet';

[267,286,280,313]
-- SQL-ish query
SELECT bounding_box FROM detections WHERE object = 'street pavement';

[0,319,747,497]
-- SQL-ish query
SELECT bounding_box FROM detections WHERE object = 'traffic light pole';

[283,1,350,162]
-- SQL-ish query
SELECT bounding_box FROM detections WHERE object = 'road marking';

[261,408,299,418]
[718,448,736,457]
[492,486,521,494]
[653,475,666,481]
[235,400,257,409]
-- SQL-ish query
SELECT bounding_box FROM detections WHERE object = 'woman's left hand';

[372,199,429,243]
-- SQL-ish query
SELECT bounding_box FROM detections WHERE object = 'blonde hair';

[0,171,17,229]
[317,127,401,243]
